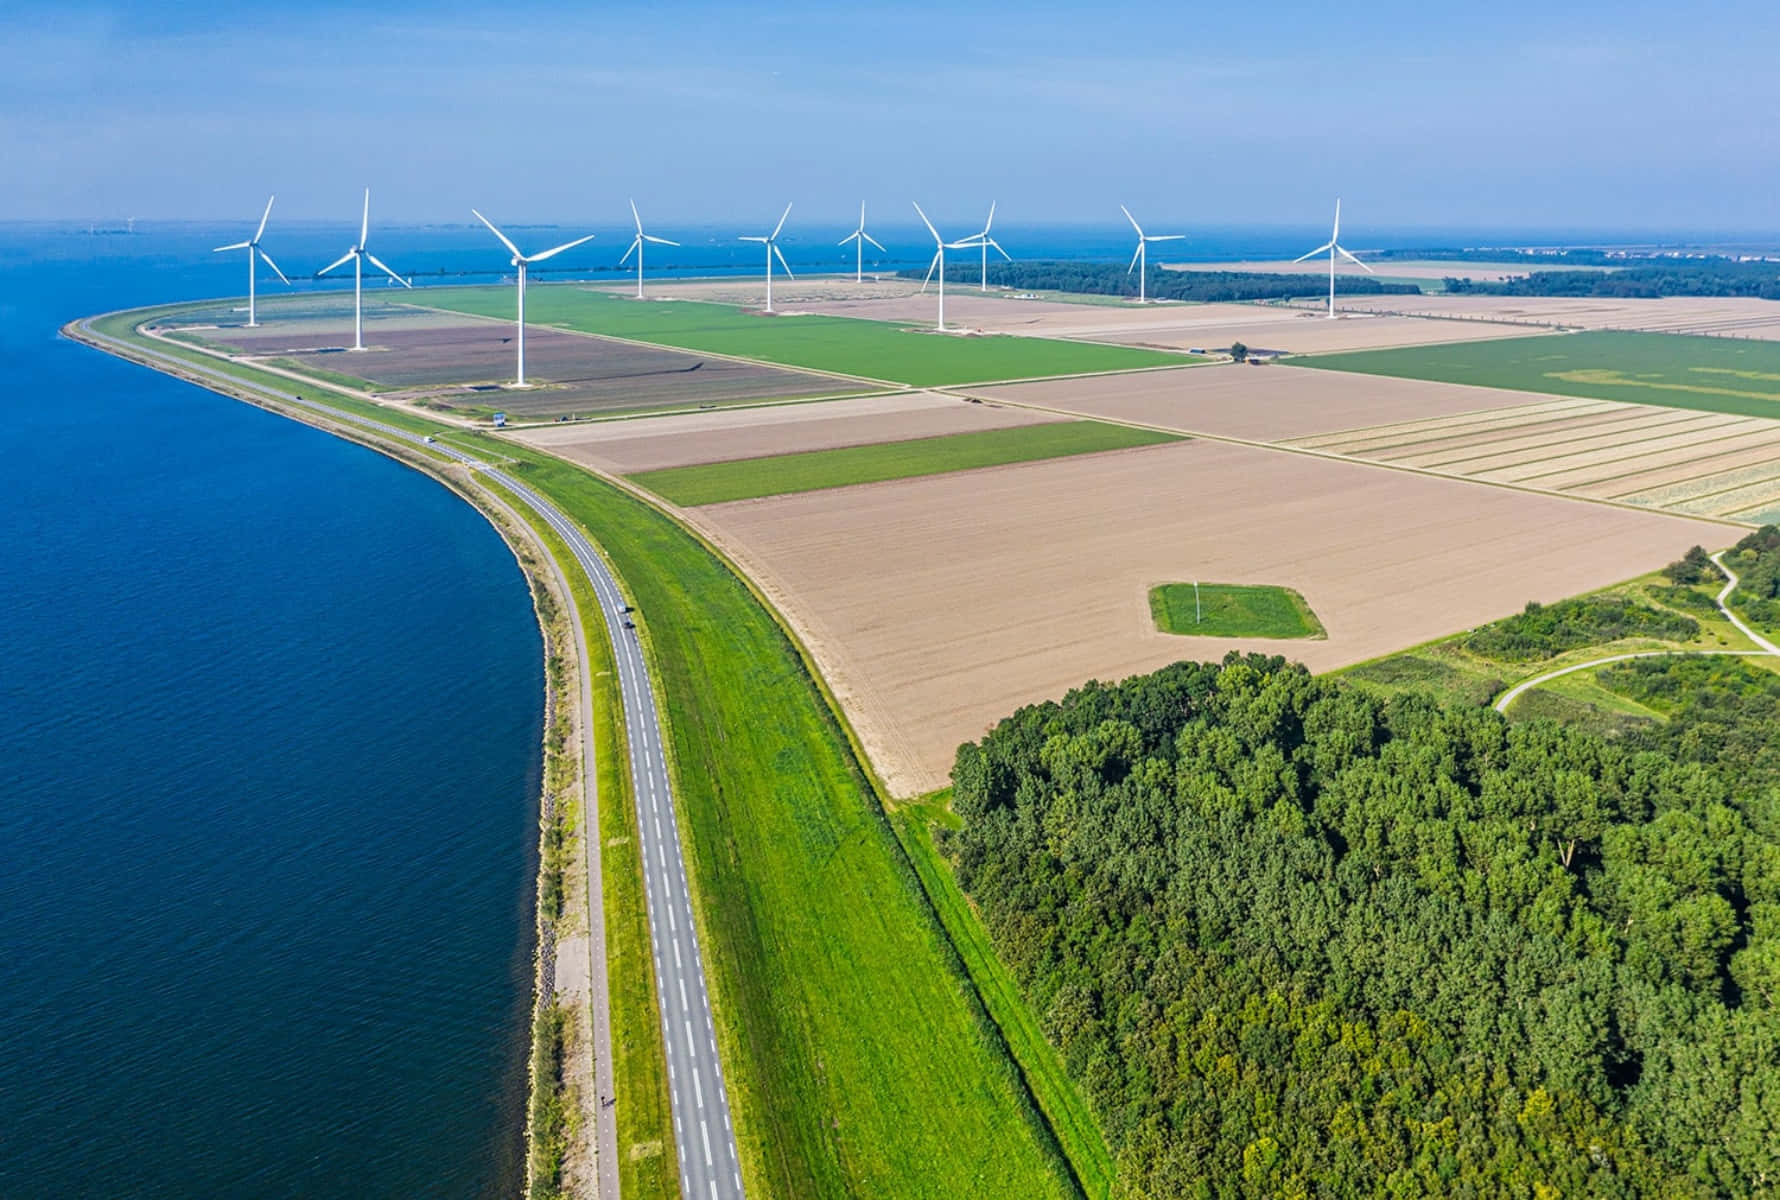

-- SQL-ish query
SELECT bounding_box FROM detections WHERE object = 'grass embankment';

[1293,330,1780,420]
[410,284,1187,387]
[1340,564,1773,733]
[1148,582,1325,639]
[631,421,1181,506]
[455,438,1080,1199]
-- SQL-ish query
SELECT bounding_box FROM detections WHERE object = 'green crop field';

[630,420,1181,506]
[407,283,1188,387]
[1293,330,1780,419]
[1149,582,1325,638]
[457,441,1079,1200]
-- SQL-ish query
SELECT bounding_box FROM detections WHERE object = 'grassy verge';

[528,1005,577,1199]
[457,438,1079,1199]
[1148,582,1325,638]
[631,421,1181,506]
[410,284,1188,386]
[890,792,1115,1199]
[1291,330,1780,420]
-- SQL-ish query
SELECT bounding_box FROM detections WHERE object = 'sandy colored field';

[1325,294,1780,338]
[1285,399,1780,522]
[509,391,1065,473]
[970,361,1559,442]
[686,439,1728,795]
[616,277,929,307]
[1163,259,1597,283]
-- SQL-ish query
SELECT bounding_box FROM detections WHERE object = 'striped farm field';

[1287,396,1780,524]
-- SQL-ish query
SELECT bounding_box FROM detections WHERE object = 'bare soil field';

[1287,399,1780,522]
[180,312,848,418]
[970,362,1555,442]
[687,439,1728,795]
[618,277,928,307]
[1325,294,1780,339]
[510,391,1064,473]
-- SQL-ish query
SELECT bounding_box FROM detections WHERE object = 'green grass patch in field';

[409,284,1187,387]
[457,441,1078,1199]
[1293,330,1780,419]
[630,420,1181,506]
[1148,582,1325,639]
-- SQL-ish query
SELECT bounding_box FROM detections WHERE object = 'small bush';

[1466,595,1697,662]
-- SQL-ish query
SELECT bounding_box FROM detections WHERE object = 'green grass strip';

[630,420,1182,506]
[409,284,1188,387]
[1149,582,1326,638]
[455,440,1080,1199]
[1292,330,1780,420]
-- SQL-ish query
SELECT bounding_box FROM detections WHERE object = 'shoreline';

[63,314,606,1198]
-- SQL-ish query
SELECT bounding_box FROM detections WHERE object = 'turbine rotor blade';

[1148,234,1185,242]
[528,233,595,263]
[255,195,275,243]
[1120,204,1143,237]
[471,209,523,260]
[213,241,251,253]
[258,248,292,286]
[773,243,794,279]
[1293,242,1334,263]
[620,236,641,266]
[1337,246,1374,272]
[862,233,886,252]
[839,231,860,247]
[318,249,356,276]
[645,235,678,246]
[360,189,370,249]
[739,235,767,244]
[921,249,940,292]
[1128,243,1143,274]
[911,201,940,244]
[630,198,642,234]
[984,200,996,232]
[990,238,1011,262]
[366,253,410,287]
[770,202,792,240]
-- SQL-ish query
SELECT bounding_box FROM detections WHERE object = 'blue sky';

[4,0,1777,232]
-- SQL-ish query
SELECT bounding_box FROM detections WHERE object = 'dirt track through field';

[686,439,1728,795]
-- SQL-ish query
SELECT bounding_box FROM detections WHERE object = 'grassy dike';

[454,436,1083,1199]
[68,309,677,1200]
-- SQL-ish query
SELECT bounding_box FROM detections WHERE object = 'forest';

[1726,525,1780,629]
[897,261,1419,304]
[945,653,1780,1197]
[1444,259,1780,300]
[1463,594,1698,661]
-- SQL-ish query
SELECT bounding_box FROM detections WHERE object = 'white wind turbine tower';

[1294,198,1373,318]
[914,202,974,332]
[954,202,1011,292]
[739,204,794,312]
[1120,205,1184,304]
[317,189,411,351]
[470,210,594,387]
[620,200,678,300]
[837,203,885,283]
[212,195,290,327]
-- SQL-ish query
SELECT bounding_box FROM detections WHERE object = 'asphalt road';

[78,322,746,1200]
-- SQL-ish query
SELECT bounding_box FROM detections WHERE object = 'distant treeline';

[895,261,1420,303]
[1372,247,1627,266]
[1446,259,1780,299]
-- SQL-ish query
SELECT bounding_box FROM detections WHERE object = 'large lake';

[0,230,543,1197]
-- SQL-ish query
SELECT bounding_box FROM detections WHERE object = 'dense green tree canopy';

[896,261,1418,304]
[945,654,1780,1198]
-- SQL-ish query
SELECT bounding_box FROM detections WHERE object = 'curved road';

[1495,550,1777,714]
[75,321,745,1200]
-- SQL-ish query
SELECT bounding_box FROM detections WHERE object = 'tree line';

[1725,525,1780,629]
[944,652,1780,1197]
[896,261,1419,303]
[1445,261,1780,300]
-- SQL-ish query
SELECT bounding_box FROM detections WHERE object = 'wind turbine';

[739,204,794,312]
[470,210,594,387]
[914,202,975,332]
[1293,198,1372,318]
[1120,205,1184,304]
[952,202,1011,292]
[837,202,885,283]
[620,200,678,300]
[212,195,289,327]
[317,189,411,351]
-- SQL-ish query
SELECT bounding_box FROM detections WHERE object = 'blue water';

[0,234,543,1196]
